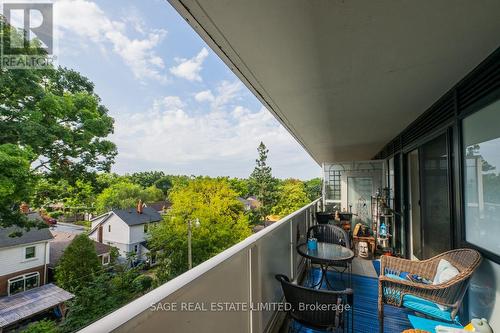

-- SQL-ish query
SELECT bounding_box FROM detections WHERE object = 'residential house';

[88,203,161,261]
[0,227,52,296]
[48,231,112,281]
[145,200,172,215]
[237,197,251,211]
[246,196,261,210]
[0,227,74,332]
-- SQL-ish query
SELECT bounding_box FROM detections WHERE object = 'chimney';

[137,200,143,214]
[20,202,30,214]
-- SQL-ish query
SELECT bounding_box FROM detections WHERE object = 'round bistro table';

[297,242,354,290]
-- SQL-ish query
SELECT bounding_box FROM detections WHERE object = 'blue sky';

[49,0,320,179]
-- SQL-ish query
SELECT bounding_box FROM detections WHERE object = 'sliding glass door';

[406,133,452,259]
[420,133,452,258]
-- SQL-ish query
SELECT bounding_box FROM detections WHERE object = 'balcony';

[79,199,320,332]
[78,199,417,333]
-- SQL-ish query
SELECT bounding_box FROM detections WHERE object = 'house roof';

[88,207,162,236]
[49,231,111,267]
[146,201,172,212]
[112,207,162,226]
[0,227,53,249]
[0,284,74,328]
[26,211,43,222]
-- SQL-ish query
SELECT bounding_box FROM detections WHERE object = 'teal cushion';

[403,295,458,323]
[382,274,406,302]
[385,273,406,281]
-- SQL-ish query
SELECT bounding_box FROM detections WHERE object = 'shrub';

[132,275,153,293]
[22,319,58,333]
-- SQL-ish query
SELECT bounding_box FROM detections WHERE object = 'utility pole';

[187,218,200,269]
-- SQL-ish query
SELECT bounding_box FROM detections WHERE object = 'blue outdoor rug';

[372,260,381,276]
[291,268,413,333]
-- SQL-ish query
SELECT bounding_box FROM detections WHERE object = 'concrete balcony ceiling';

[168,0,500,164]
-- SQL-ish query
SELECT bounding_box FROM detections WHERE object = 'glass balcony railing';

[79,199,322,333]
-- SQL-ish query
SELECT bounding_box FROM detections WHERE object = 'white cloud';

[194,90,214,103]
[53,0,167,82]
[195,80,243,110]
[111,81,320,178]
[169,47,209,82]
[153,96,185,110]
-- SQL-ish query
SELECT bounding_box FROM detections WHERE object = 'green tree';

[95,181,164,213]
[129,171,165,188]
[60,266,143,333]
[0,144,35,227]
[304,177,322,201]
[22,319,58,333]
[0,19,116,227]
[227,177,250,198]
[55,234,101,293]
[154,176,173,195]
[94,172,125,193]
[272,179,310,218]
[149,177,251,282]
[248,142,278,222]
[32,178,95,210]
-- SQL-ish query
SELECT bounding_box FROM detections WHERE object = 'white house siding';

[89,214,131,245]
[129,225,146,244]
[0,242,49,276]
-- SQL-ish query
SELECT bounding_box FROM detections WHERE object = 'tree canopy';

[248,142,278,222]
[0,144,34,226]
[55,234,101,293]
[272,179,311,218]
[0,19,116,227]
[95,180,164,213]
[148,177,251,282]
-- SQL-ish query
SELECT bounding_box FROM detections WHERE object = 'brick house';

[0,227,53,296]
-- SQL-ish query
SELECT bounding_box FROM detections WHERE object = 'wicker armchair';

[307,224,350,249]
[276,274,353,332]
[378,249,482,332]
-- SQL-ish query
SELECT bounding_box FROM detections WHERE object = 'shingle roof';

[0,227,53,249]
[49,231,111,267]
[146,201,172,212]
[112,207,162,226]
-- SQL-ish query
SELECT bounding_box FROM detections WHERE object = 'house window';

[8,272,40,295]
[144,224,148,233]
[25,246,36,260]
[462,99,500,255]
[102,254,110,265]
[108,225,111,232]
[25,273,39,290]
[8,277,25,295]
[134,245,138,253]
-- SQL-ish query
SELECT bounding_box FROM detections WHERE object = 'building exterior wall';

[0,242,49,277]
[372,46,500,330]
[129,225,146,244]
[89,215,131,246]
[0,264,46,296]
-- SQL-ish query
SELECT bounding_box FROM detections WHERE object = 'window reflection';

[463,100,500,254]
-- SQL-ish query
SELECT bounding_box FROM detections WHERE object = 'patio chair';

[315,212,334,224]
[305,224,352,288]
[378,249,482,332]
[276,274,354,332]
[307,224,350,248]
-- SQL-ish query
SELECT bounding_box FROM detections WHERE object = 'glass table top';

[297,242,354,262]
